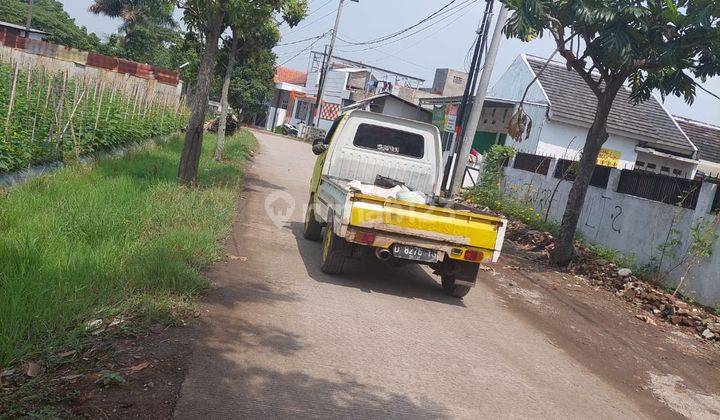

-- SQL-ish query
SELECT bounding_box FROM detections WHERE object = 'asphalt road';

[173,130,650,419]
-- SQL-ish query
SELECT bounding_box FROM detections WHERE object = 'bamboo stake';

[70,123,80,160]
[58,88,86,141]
[94,82,104,133]
[24,63,32,127]
[29,69,45,159]
[105,83,117,123]
[4,64,20,141]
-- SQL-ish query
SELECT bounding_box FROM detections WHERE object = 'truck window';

[352,124,424,158]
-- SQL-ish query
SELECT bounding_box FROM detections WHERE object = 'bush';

[0,62,186,174]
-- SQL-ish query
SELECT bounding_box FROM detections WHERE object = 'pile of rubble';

[505,220,720,342]
[204,114,238,135]
[505,220,556,252]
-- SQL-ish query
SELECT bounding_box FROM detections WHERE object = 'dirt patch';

[482,244,720,418]
[0,323,193,419]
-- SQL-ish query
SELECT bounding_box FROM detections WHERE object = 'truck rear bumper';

[344,226,495,265]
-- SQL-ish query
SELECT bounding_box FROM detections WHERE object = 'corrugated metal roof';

[675,117,720,164]
[525,55,695,156]
[0,20,47,34]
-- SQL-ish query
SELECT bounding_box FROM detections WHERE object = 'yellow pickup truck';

[303,110,506,298]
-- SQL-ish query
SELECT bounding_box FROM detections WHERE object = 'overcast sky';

[60,0,719,125]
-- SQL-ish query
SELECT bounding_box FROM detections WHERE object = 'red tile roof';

[274,66,307,85]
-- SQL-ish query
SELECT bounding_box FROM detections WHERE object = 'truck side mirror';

[312,143,328,155]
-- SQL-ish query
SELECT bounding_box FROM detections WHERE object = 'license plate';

[392,244,437,263]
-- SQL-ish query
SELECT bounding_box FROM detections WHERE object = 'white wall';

[501,103,548,155]
[635,151,698,178]
[501,162,720,307]
[537,121,639,169]
[381,97,432,123]
[488,55,548,104]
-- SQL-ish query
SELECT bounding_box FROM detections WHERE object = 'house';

[304,51,427,131]
[342,92,432,123]
[0,20,47,41]
[432,68,469,96]
[674,116,720,177]
[264,66,309,131]
[484,55,699,178]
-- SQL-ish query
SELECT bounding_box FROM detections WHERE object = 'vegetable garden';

[0,58,185,174]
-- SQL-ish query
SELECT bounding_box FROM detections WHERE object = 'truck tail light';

[463,249,483,262]
[355,232,376,245]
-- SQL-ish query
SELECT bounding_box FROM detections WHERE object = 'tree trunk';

[550,95,615,266]
[178,9,226,184]
[214,30,240,162]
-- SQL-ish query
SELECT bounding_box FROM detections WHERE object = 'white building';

[264,66,309,131]
[487,55,699,178]
[342,92,432,124]
[304,52,427,131]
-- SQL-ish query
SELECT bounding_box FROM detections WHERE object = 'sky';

[59,0,719,125]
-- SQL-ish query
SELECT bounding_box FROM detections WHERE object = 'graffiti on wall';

[583,194,624,238]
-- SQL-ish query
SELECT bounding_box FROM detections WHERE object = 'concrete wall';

[432,68,468,97]
[0,45,183,105]
[499,158,720,306]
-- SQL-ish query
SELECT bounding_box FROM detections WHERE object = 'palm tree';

[90,0,177,64]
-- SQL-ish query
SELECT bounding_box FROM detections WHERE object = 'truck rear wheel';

[303,198,322,241]
[321,222,346,274]
[441,276,472,298]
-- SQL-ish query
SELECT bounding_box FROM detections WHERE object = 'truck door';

[310,115,345,194]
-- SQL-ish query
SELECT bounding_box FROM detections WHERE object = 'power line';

[284,1,346,34]
[277,0,334,28]
[334,0,476,53]
[276,32,329,66]
[339,0,462,46]
[277,32,329,47]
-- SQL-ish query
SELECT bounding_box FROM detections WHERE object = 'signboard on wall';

[597,148,621,168]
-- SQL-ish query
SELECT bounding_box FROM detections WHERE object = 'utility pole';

[442,0,493,192]
[314,0,348,126]
[449,5,509,197]
[25,0,35,37]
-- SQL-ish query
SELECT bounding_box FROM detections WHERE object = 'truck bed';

[316,176,506,263]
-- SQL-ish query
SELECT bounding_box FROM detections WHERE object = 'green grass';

[0,131,256,366]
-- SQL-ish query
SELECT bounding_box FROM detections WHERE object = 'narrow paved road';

[174,131,648,419]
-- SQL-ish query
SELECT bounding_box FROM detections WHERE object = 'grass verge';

[0,131,256,367]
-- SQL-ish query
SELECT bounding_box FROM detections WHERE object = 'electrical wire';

[284,1,346,34]
[277,32,329,47]
[339,0,462,46]
[276,32,330,66]
[334,0,477,53]
[334,1,477,72]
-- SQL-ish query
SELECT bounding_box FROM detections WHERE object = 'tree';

[176,0,306,184]
[228,48,277,120]
[90,0,179,65]
[501,0,720,265]
[214,19,280,161]
[0,0,101,51]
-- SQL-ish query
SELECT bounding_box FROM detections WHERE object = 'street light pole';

[449,5,509,197]
[314,0,346,127]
